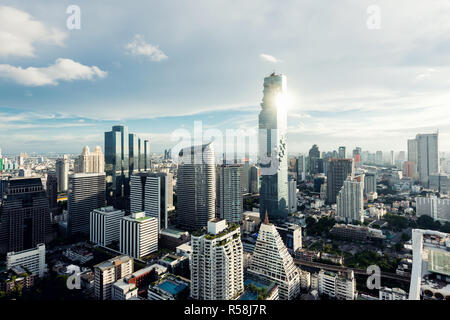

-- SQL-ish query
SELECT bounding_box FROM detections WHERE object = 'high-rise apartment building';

[90,206,125,247]
[364,172,377,196]
[0,177,51,254]
[247,213,300,300]
[415,133,439,187]
[68,173,106,236]
[258,72,289,221]
[130,172,173,231]
[326,158,354,204]
[336,175,365,224]
[94,255,134,300]
[119,212,158,259]
[219,164,243,224]
[74,146,104,174]
[375,151,383,165]
[55,155,69,192]
[176,142,215,231]
[190,219,244,300]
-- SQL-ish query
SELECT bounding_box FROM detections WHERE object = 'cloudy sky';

[0,0,449,155]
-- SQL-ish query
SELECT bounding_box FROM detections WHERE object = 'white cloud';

[260,53,279,63]
[0,58,107,86]
[125,34,167,62]
[0,6,66,58]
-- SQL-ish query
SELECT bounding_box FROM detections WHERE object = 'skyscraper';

[190,219,243,300]
[46,173,58,215]
[176,142,216,231]
[249,165,261,194]
[258,72,288,221]
[288,176,297,213]
[326,158,354,204]
[68,173,106,236]
[0,177,51,254]
[375,151,383,165]
[336,175,365,224]
[247,213,300,300]
[55,155,69,192]
[338,146,346,159]
[74,146,105,174]
[130,171,173,231]
[364,172,377,196]
[308,144,321,175]
[219,164,243,224]
[128,133,139,174]
[415,133,439,187]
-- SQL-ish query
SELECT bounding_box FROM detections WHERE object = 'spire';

[264,210,270,224]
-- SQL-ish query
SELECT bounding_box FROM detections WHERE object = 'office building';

[0,177,51,254]
[46,173,58,214]
[308,145,321,175]
[130,171,173,231]
[247,213,300,300]
[326,158,354,204]
[120,211,158,259]
[89,206,125,247]
[249,165,261,194]
[258,72,289,221]
[94,255,134,300]
[219,164,243,224]
[128,133,139,174]
[176,142,215,231]
[55,155,69,192]
[68,173,106,236]
[336,175,365,224]
[6,243,46,278]
[74,146,104,174]
[338,147,346,159]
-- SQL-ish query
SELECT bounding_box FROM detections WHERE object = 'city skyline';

[1,1,450,153]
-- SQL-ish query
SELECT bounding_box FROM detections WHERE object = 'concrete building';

[89,206,125,247]
[0,177,51,254]
[219,164,243,224]
[74,146,105,174]
[190,219,244,300]
[288,176,297,213]
[176,142,216,231]
[148,274,190,300]
[326,158,354,204]
[130,171,173,231]
[249,165,261,194]
[55,155,69,192]
[275,224,302,254]
[379,287,408,300]
[94,255,134,300]
[318,269,356,300]
[258,73,289,221]
[336,176,364,224]
[247,213,300,300]
[68,173,106,236]
[6,243,46,278]
[120,211,158,259]
[415,133,440,187]
[415,196,450,223]
[364,172,377,196]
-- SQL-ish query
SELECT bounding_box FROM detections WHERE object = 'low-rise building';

[6,244,46,278]
[379,287,408,300]
[148,274,190,300]
[318,269,356,300]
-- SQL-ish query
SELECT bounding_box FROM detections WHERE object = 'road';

[293,259,411,283]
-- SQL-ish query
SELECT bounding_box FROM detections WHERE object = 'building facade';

[119,212,158,259]
[89,206,125,247]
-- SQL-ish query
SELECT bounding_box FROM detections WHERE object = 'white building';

[247,213,300,300]
[112,278,138,300]
[379,287,408,300]
[415,133,440,187]
[120,212,158,259]
[415,196,450,223]
[190,219,244,300]
[219,164,243,224]
[6,244,46,278]
[74,146,105,174]
[90,206,125,246]
[94,255,134,300]
[318,269,356,300]
[336,175,364,224]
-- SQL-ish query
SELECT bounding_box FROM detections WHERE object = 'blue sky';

[1,0,450,155]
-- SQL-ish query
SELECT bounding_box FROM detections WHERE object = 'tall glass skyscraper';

[258,72,289,221]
